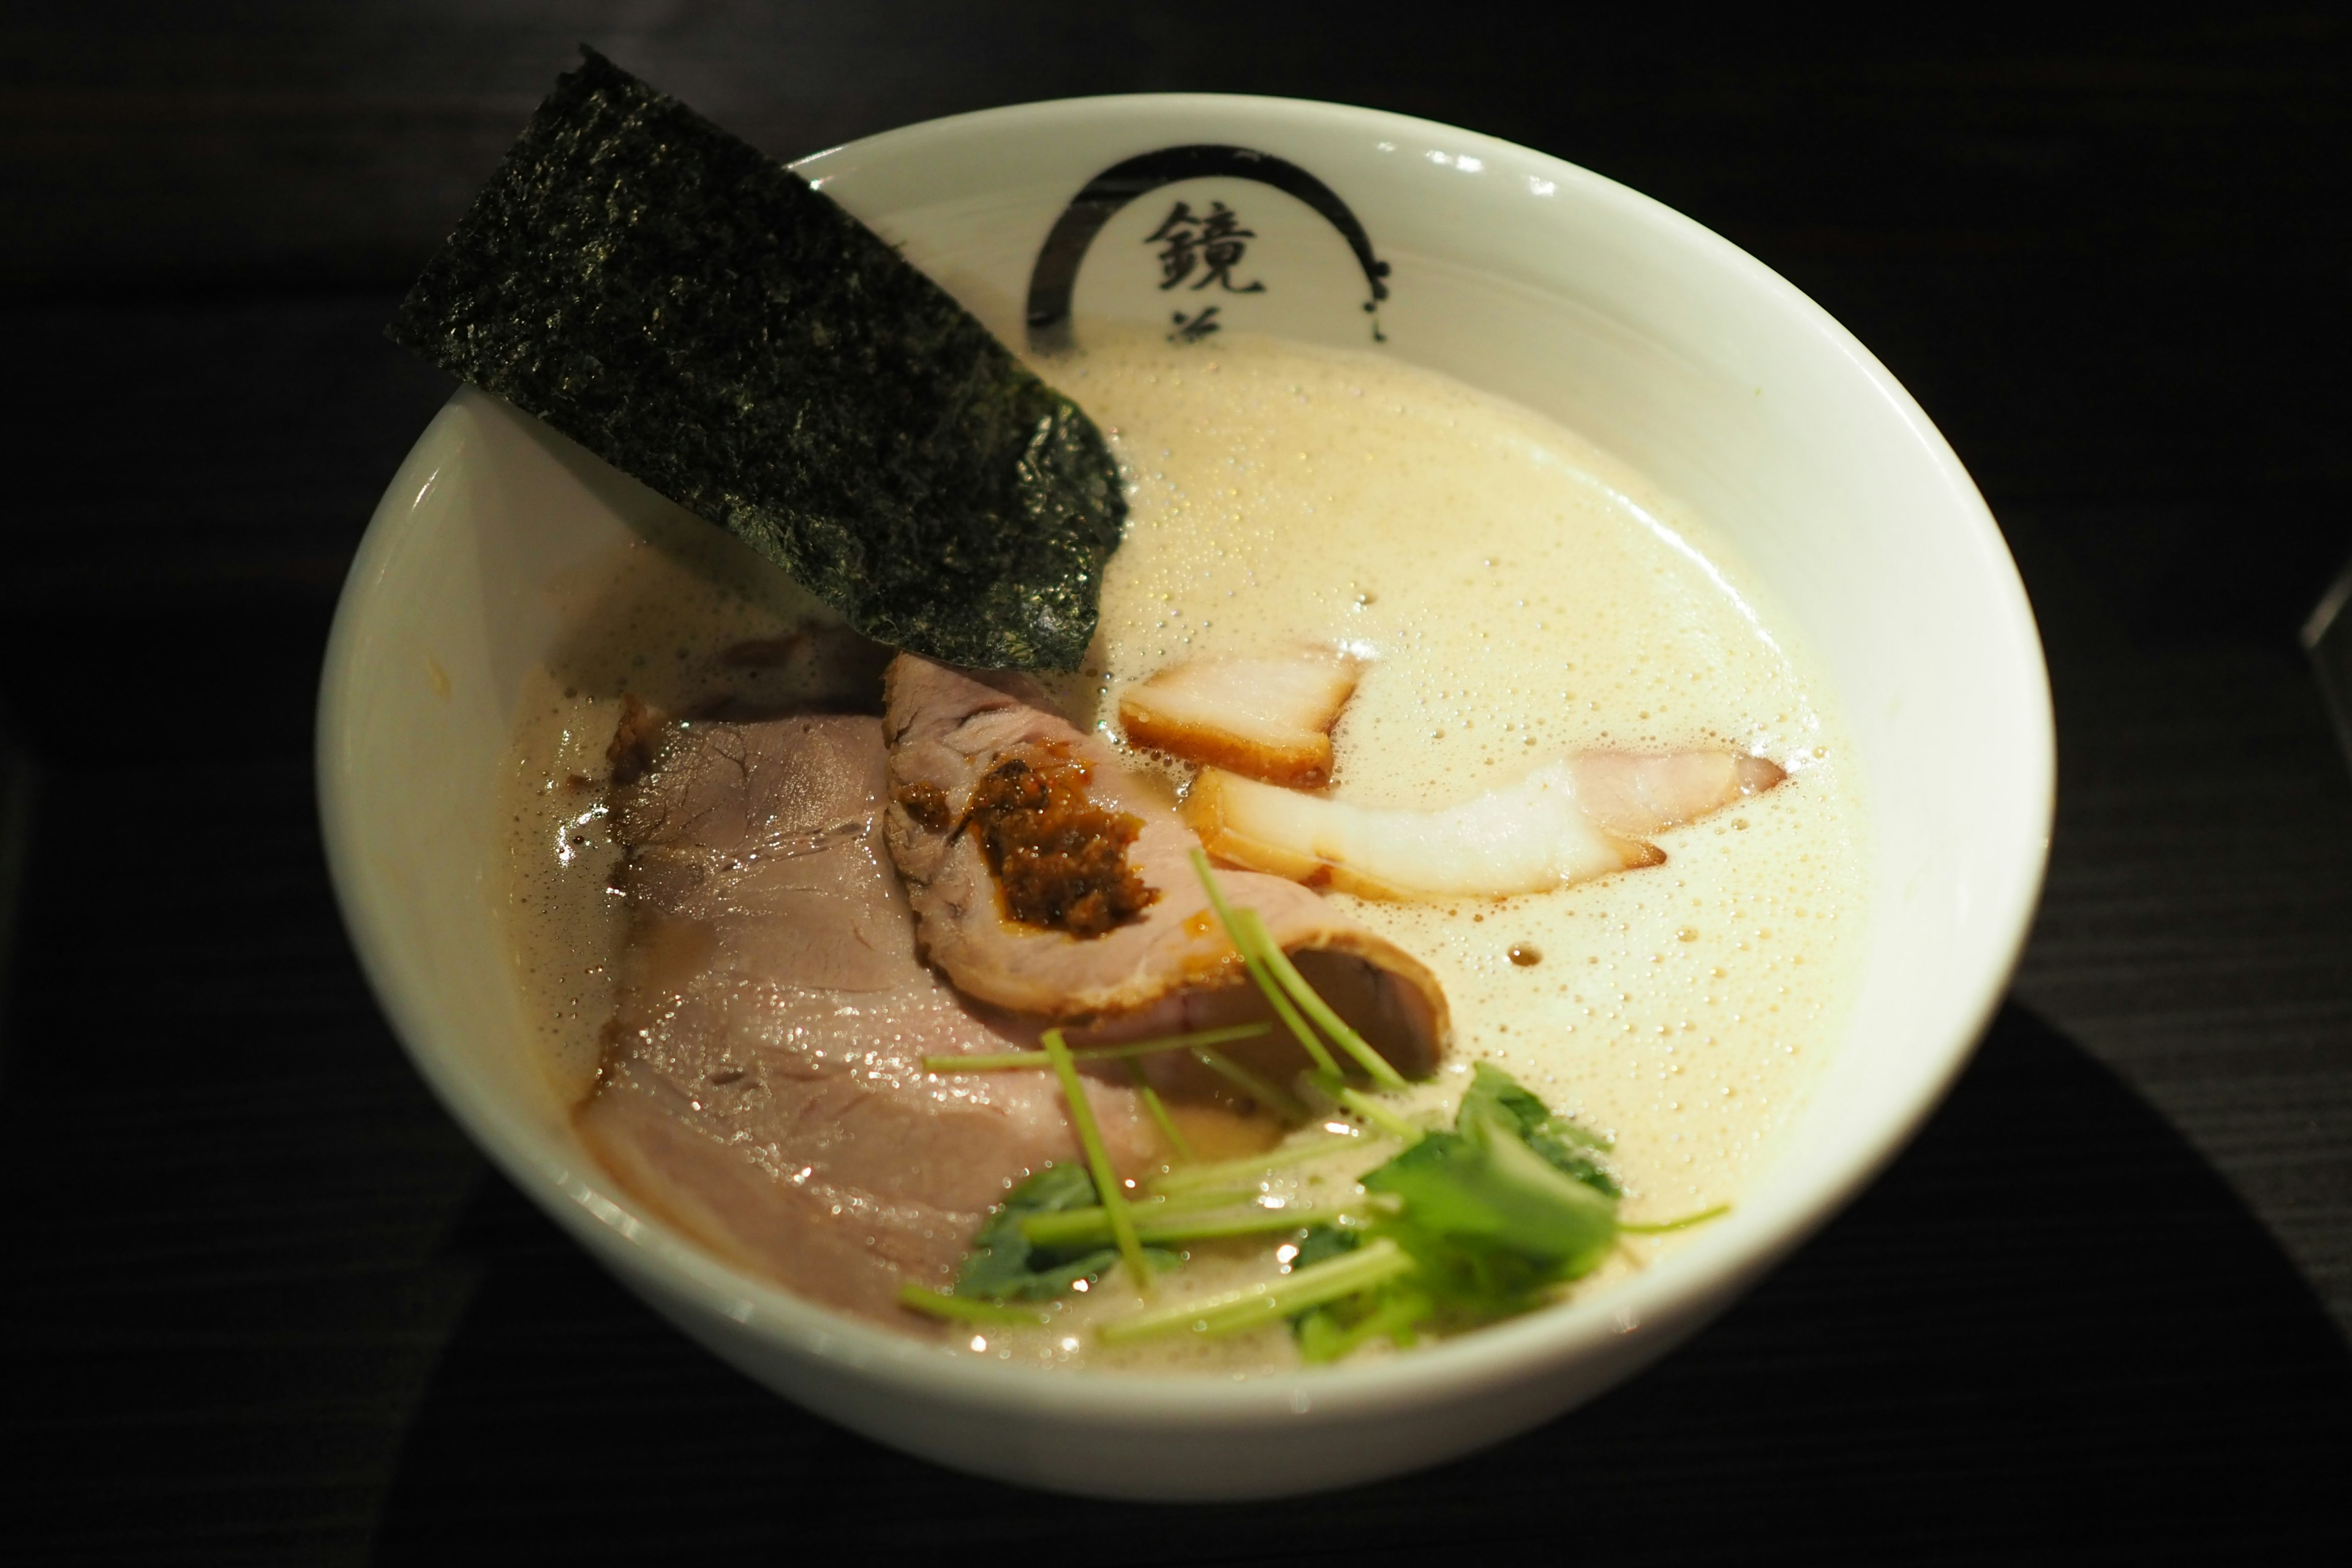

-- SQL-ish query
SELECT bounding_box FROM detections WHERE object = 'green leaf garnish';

[1296,1282,1434,1363]
[1098,1065,1682,1356]
[1457,1062,1619,1197]
[1291,1223,1365,1272]
[1288,1227,1435,1362]
[952,1163,1177,1302]
[953,1164,1114,1302]
[934,1055,1709,1356]
[1360,1125,1617,1276]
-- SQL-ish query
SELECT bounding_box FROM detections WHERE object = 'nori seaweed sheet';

[386,50,1124,671]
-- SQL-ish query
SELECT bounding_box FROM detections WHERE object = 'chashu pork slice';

[1186,750,1787,902]
[1118,647,1362,787]
[576,710,1158,1325]
[881,655,1449,1080]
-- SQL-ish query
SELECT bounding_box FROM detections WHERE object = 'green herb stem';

[1188,849,1338,1075]
[1134,1208,1331,1244]
[1189,1045,1310,1121]
[1126,1060,1194,1162]
[1147,1134,1368,1196]
[1240,908,1410,1090]
[1041,1028,1153,1293]
[922,1022,1272,1076]
[1311,1074,1425,1145]
[1023,1200,1325,1250]
[1096,1237,1417,1346]
[1150,1185,1274,1214]
[1619,1204,1730,1235]
[1018,1188,1262,1247]
[1303,1286,1433,1363]
[897,1283,1054,1327]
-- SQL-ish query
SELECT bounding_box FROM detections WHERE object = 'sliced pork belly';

[1566,750,1786,840]
[1118,647,1362,787]
[576,710,1158,1324]
[882,655,1449,1079]
[1185,747,1784,901]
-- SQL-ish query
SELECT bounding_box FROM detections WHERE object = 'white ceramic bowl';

[319,94,2052,1499]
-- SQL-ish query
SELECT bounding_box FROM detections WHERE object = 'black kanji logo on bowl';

[1145,200,1267,295]
[1026,146,1392,352]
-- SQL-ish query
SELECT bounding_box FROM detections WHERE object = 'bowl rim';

[320,88,2054,1427]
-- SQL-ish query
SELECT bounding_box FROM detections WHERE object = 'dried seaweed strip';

[387,50,1123,670]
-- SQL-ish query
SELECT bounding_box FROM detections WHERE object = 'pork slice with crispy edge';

[1118,646,1362,788]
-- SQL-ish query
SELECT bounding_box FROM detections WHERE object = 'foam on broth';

[496,325,1870,1373]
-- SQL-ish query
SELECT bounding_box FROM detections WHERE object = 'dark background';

[2,4,2348,1562]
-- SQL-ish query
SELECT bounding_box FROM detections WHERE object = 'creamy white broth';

[496,325,1869,1373]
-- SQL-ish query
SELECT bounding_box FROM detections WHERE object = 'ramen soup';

[499,325,1870,1373]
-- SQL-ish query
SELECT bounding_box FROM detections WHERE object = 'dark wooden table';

[4,6,2348,1562]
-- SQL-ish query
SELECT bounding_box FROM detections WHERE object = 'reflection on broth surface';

[498,326,1869,1373]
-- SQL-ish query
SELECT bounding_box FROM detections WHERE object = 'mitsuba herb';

[1287,1226,1436,1362]
[929,946,1689,1355]
[1287,1067,1627,1360]
[954,1164,1174,1302]
[1363,1123,1617,1275]
[1457,1061,1620,1197]
[388,50,1125,671]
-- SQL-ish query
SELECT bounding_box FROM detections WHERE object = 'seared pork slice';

[1566,750,1785,839]
[1186,748,1785,901]
[577,712,1158,1325]
[1118,647,1362,788]
[881,655,1449,1079]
